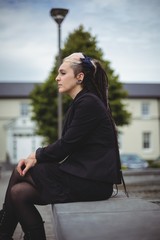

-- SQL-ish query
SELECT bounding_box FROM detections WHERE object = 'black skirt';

[30,162,113,204]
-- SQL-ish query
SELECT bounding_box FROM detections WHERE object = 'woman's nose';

[55,75,59,82]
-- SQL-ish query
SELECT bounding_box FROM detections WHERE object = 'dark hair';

[71,56,109,108]
[87,59,109,108]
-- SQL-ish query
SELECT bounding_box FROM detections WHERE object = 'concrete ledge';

[52,192,160,240]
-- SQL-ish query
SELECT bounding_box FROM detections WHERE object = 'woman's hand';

[17,153,37,176]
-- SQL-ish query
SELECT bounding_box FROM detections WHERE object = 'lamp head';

[50,8,69,25]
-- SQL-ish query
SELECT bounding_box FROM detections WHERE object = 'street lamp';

[50,8,69,138]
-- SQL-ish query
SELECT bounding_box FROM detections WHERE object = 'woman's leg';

[0,168,21,239]
[10,181,46,240]
[0,167,46,240]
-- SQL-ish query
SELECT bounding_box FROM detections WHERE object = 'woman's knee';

[10,167,22,182]
[10,183,26,203]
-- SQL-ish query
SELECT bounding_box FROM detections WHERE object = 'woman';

[0,53,123,240]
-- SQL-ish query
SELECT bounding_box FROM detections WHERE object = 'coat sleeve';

[36,95,106,163]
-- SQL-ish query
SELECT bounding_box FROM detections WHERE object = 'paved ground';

[0,170,56,240]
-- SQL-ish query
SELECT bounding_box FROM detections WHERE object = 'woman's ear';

[76,72,84,83]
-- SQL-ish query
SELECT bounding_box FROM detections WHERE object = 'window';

[21,103,29,116]
[141,102,150,118]
[142,132,151,149]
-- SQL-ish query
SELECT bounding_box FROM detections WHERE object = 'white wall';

[119,99,160,160]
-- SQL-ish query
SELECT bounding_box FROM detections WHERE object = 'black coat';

[36,89,122,184]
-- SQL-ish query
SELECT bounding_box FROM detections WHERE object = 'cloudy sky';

[0,0,160,83]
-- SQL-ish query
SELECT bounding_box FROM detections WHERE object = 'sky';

[0,0,160,83]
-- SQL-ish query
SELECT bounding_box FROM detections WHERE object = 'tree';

[30,25,131,144]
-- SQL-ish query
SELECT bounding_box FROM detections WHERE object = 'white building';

[0,82,160,165]
[119,83,160,160]
[0,83,43,165]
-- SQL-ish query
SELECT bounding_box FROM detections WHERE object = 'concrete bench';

[52,192,160,240]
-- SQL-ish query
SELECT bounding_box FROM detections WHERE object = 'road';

[122,168,160,202]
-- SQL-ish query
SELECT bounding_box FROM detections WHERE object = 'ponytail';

[93,60,109,108]
[81,58,109,108]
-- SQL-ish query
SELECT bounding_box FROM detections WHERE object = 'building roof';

[0,82,160,99]
[123,83,160,98]
[0,82,40,98]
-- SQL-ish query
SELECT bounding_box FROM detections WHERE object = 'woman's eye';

[61,72,66,75]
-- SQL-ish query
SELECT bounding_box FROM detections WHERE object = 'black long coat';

[36,89,122,184]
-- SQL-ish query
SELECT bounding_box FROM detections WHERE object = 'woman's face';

[56,61,83,98]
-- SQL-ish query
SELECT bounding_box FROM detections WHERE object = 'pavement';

[0,170,56,240]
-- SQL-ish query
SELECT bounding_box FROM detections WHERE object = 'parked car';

[120,153,149,169]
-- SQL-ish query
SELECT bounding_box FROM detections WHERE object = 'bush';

[148,160,160,168]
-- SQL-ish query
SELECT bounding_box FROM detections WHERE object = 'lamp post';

[50,8,69,138]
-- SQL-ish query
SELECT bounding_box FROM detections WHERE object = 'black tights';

[4,168,46,230]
